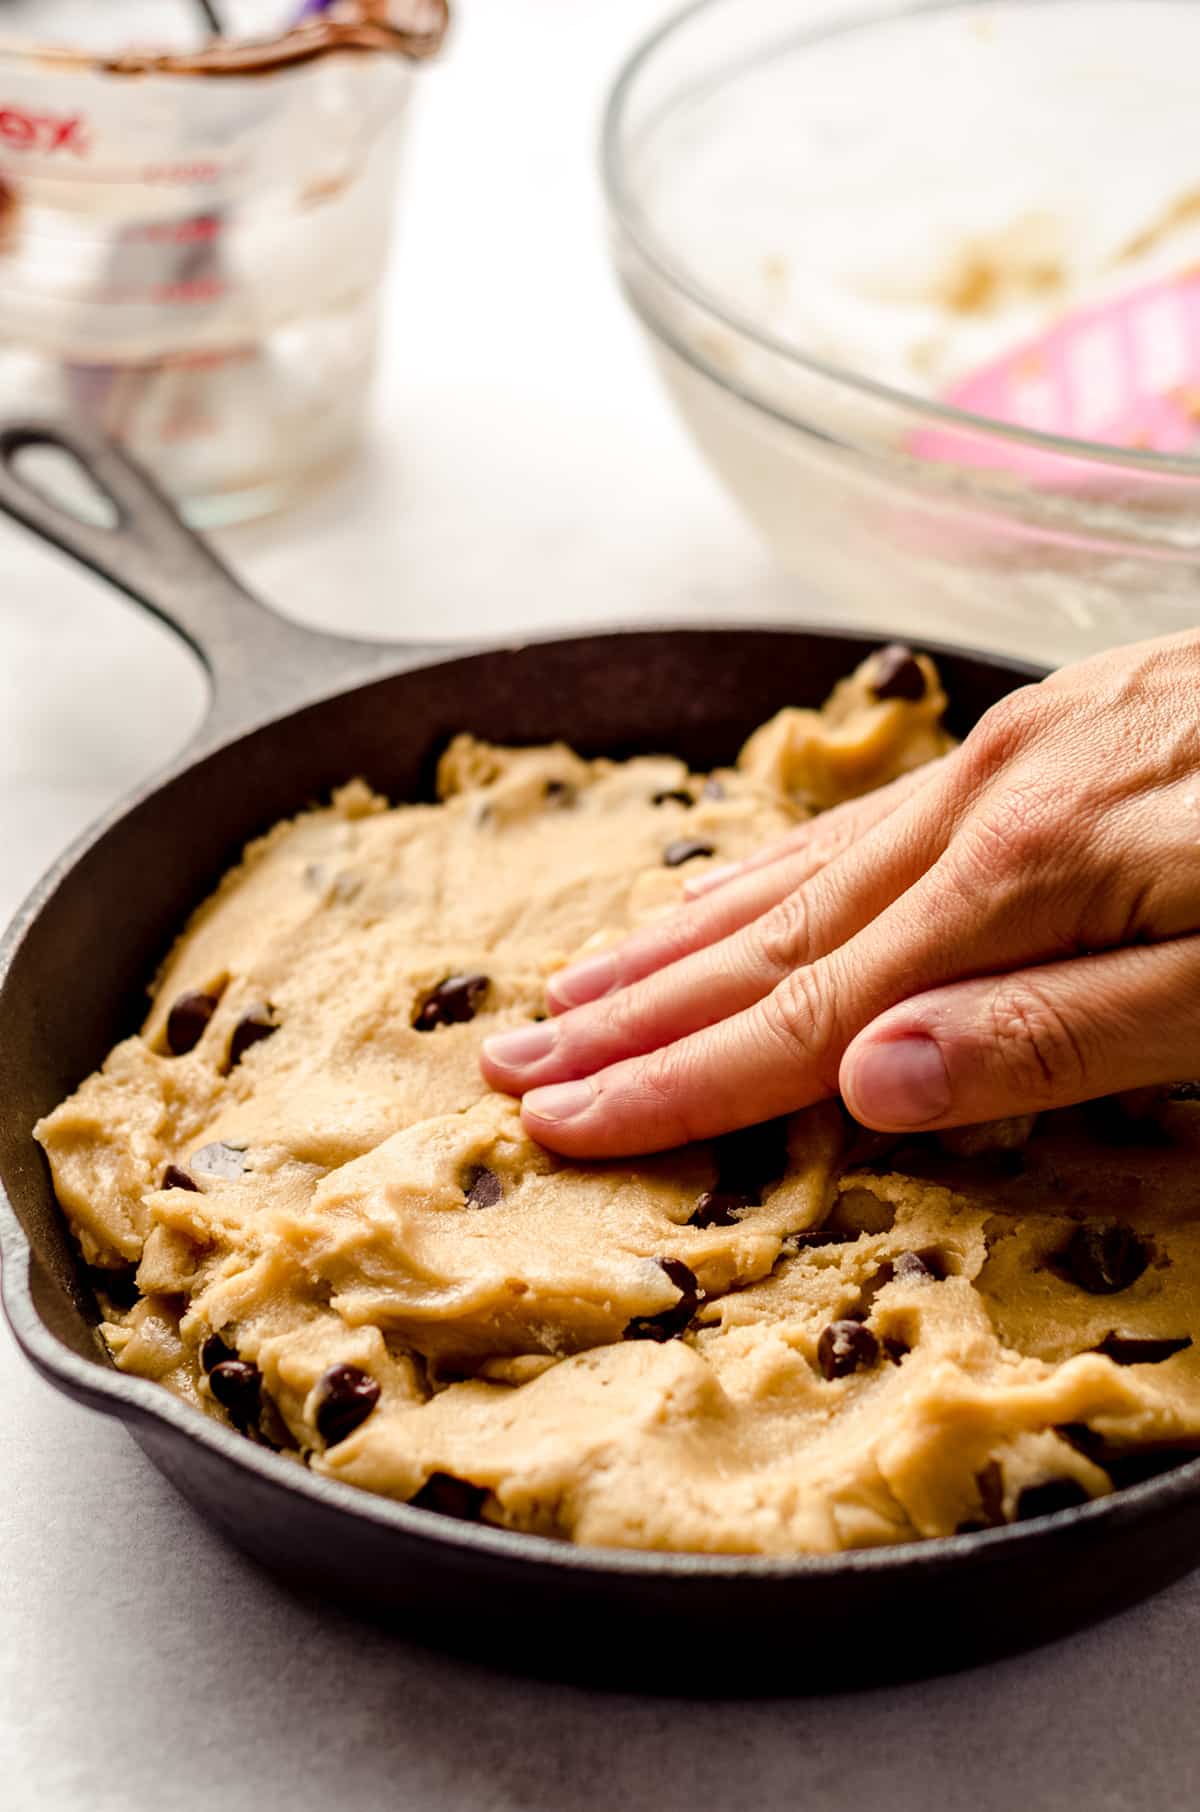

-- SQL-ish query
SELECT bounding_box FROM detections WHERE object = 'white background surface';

[2,4,1200,1807]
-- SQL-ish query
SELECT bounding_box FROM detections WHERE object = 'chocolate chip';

[662,839,715,868]
[191,1141,248,1180]
[870,644,926,702]
[409,1472,488,1521]
[689,1190,751,1229]
[893,1249,945,1282]
[207,1359,262,1429]
[714,1117,790,1203]
[413,973,489,1031]
[883,1336,910,1363]
[653,789,694,808]
[1064,1222,1149,1294]
[817,1319,879,1380]
[463,1165,503,1209]
[1015,1478,1091,1522]
[314,1364,381,1447]
[162,1163,199,1192]
[789,1228,857,1249]
[1093,1332,1192,1365]
[228,1005,278,1067]
[165,989,217,1056]
[625,1257,702,1341]
[200,1332,237,1373]
[88,1265,140,1311]
[701,776,726,801]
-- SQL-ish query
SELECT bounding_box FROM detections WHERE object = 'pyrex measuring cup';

[0,3,448,521]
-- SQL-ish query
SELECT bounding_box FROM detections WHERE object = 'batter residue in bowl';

[36,650,1200,1552]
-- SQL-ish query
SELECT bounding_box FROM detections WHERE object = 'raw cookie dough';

[36,648,1200,1553]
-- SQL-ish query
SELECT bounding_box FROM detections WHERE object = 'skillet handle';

[0,418,404,739]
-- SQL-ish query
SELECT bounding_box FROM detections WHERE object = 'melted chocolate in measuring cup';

[106,1,448,75]
[8,1,447,75]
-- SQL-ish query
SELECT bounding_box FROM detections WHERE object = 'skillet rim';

[6,619,1200,1583]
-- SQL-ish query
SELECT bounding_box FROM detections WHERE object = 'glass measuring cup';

[0,3,448,521]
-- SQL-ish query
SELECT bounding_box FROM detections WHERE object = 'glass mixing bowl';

[603,0,1200,663]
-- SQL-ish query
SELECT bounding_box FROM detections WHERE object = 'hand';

[480,632,1200,1156]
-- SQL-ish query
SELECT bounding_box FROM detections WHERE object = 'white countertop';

[3,4,1200,1806]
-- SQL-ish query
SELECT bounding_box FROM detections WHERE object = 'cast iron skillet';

[2,420,1198,1694]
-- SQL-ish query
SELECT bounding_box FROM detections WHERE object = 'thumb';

[839,939,1200,1132]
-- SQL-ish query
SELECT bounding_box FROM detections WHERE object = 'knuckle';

[754,889,814,979]
[968,685,1040,770]
[759,967,836,1079]
[637,913,698,971]
[802,814,858,872]
[586,980,659,1055]
[987,978,1088,1104]
[951,782,1057,888]
[626,1045,705,1146]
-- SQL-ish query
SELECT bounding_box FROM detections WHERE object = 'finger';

[511,748,1109,1144]
[545,854,830,1019]
[483,778,950,1099]
[840,937,1200,1132]
[683,756,949,901]
[543,779,949,1036]
[517,870,951,1157]
[519,973,845,1156]
[510,768,1082,1154]
[546,756,953,1016]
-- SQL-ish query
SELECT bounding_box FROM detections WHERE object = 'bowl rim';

[600,0,1200,482]
[5,618,1200,1586]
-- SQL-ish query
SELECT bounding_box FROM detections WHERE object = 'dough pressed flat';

[35,649,1200,1553]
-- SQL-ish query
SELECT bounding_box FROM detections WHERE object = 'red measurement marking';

[0,106,88,155]
[158,411,216,445]
[150,278,225,305]
[135,216,223,244]
[163,348,253,371]
[142,161,221,187]
[158,277,224,302]
[101,277,226,306]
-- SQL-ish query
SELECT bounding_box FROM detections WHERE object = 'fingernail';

[523,1079,595,1124]
[482,1021,556,1069]
[849,1036,950,1128]
[550,951,618,1008]
[684,862,741,899]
